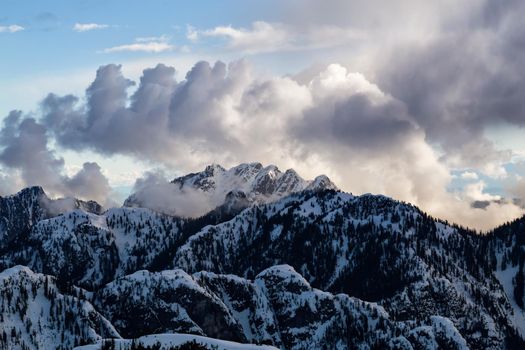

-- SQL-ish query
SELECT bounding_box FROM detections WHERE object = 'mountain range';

[1,163,525,349]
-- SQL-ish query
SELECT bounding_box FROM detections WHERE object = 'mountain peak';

[12,185,47,200]
[174,162,337,197]
[130,162,338,216]
[307,175,338,191]
[204,163,226,175]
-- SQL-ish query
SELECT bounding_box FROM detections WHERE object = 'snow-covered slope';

[2,207,185,289]
[74,333,279,350]
[171,190,522,348]
[92,265,470,350]
[0,266,119,350]
[1,163,525,349]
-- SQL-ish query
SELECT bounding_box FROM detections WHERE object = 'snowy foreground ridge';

[1,163,525,349]
[74,333,279,350]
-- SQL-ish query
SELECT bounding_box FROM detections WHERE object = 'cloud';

[186,25,198,42]
[0,111,113,205]
[463,181,501,202]
[460,171,479,180]
[135,35,170,43]
[0,25,24,33]
[190,21,364,54]
[73,23,109,32]
[102,37,174,53]
[199,21,290,54]
[126,170,213,217]
[372,0,525,178]
[35,59,525,229]
[64,162,112,204]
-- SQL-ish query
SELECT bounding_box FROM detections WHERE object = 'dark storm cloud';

[43,63,170,157]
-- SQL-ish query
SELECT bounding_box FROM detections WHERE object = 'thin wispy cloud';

[190,21,289,53]
[189,21,364,54]
[0,25,24,33]
[102,35,174,53]
[73,23,109,32]
[135,35,170,43]
[103,42,173,53]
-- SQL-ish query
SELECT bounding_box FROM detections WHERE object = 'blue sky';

[1,0,525,229]
[1,0,278,75]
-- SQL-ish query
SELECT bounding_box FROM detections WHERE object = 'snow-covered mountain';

[2,163,525,349]
[124,163,337,216]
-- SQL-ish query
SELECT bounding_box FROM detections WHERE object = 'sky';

[1,0,525,230]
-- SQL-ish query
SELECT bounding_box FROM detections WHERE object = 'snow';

[2,164,524,349]
[0,264,34,278]
[74,333,279,350]
[435,222,457,240]
[126,162,337,216]
[0,265,119,350]
[430,316,469,350]
[495,265,525,336]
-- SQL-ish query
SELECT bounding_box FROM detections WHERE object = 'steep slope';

[485,216,525,337]
[0,266,119,350]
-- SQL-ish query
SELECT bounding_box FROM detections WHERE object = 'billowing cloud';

[262,0,525,181]
[126,170,213,217]
[0,25,24,33]
[64,162,112,204]
[372,0,525,176]
[73,23,109,32]
[34,59,524,229]
[0,111,112,205]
